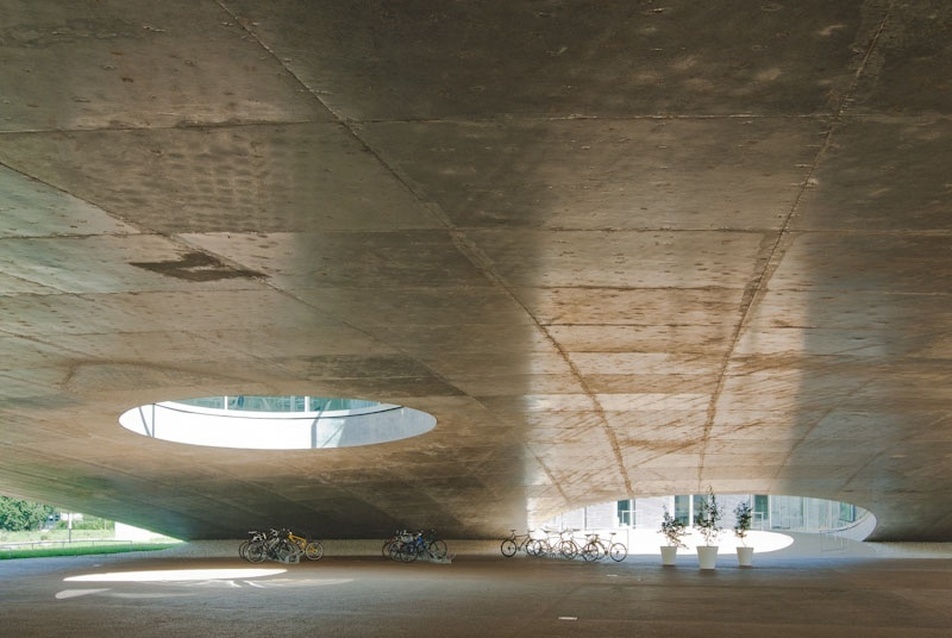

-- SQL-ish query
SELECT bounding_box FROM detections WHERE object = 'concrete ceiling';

[1,1,950,541]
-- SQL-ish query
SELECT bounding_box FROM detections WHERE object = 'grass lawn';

[1,541,180,559]
[0,528,182,559]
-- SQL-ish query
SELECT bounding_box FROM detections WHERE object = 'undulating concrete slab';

[0,1,951,545]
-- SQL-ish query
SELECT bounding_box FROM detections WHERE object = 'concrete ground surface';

[2,541,951,637]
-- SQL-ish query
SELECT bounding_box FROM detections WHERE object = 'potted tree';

[693,487,722,569]
[658,507,688,566]
[733,500,754,567]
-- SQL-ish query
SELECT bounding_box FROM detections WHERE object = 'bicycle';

[287,528,324,561]
[242,527,318,564]
[239,529,268,562]
[557,528,582,560]
[525,528,558,557]
[264,528,302,563]
[525,528,577,559]
[424,529,449,560]
[388,529,448,563]
[243,528,280,563]
[500,529,534,557]
[580,532,627,562]
[382,529,408,558]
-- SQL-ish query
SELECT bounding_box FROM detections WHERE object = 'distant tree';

[0,496,55,531]
[57,515,114,531]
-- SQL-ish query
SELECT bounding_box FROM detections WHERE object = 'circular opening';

[119,395,436,450]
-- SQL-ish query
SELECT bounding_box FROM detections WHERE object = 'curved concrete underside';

[0,1,950,541]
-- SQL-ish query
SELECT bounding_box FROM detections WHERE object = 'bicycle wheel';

[238,540,250,561]
[246,542,266,563]
[580,542,600,562]
[500,538,517,557]
[400,543,419,563]
[387,541,403,562]
[428,539,448,559]
[609,542,627,562]
[305,541,325,561]
[559,540,579,560]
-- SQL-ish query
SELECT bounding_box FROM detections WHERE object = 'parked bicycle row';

[382,529,449,563]
[237,527,619,564]
[239,528,324,564]
[500,528,627,562]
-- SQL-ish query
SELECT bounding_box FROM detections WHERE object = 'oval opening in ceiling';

[118,395,436,450]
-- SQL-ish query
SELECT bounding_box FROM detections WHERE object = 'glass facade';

[674,495,691,525]
[754,494,769,528]
[617,499,632,527]
[175,396,380,413]
[595,494,870,536]
[120,397,436,450]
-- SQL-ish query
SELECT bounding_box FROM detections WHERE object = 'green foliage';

[0,497,55,532]
[0,542,177,560]
[659,507,688,549]
[693,487,723,546]
[733,501,753,545]
[54,516,114,531]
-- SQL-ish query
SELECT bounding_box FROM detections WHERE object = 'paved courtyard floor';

[2,539,951,637]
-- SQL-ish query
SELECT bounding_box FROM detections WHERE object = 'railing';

[822,509,877,542]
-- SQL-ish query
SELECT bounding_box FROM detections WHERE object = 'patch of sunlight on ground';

[65,568,287,582]
[623,528,793,555]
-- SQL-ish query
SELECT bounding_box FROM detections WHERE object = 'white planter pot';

[736,546,754,567]
[660,545,679,566]
[696,545,719,570]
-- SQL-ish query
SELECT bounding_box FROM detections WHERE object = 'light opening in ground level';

[544,494,876,547]
[64,568,287,583]
[118,395,437,450]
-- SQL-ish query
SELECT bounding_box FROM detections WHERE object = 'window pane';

[674,495,690,525]
[617,500,632,526]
